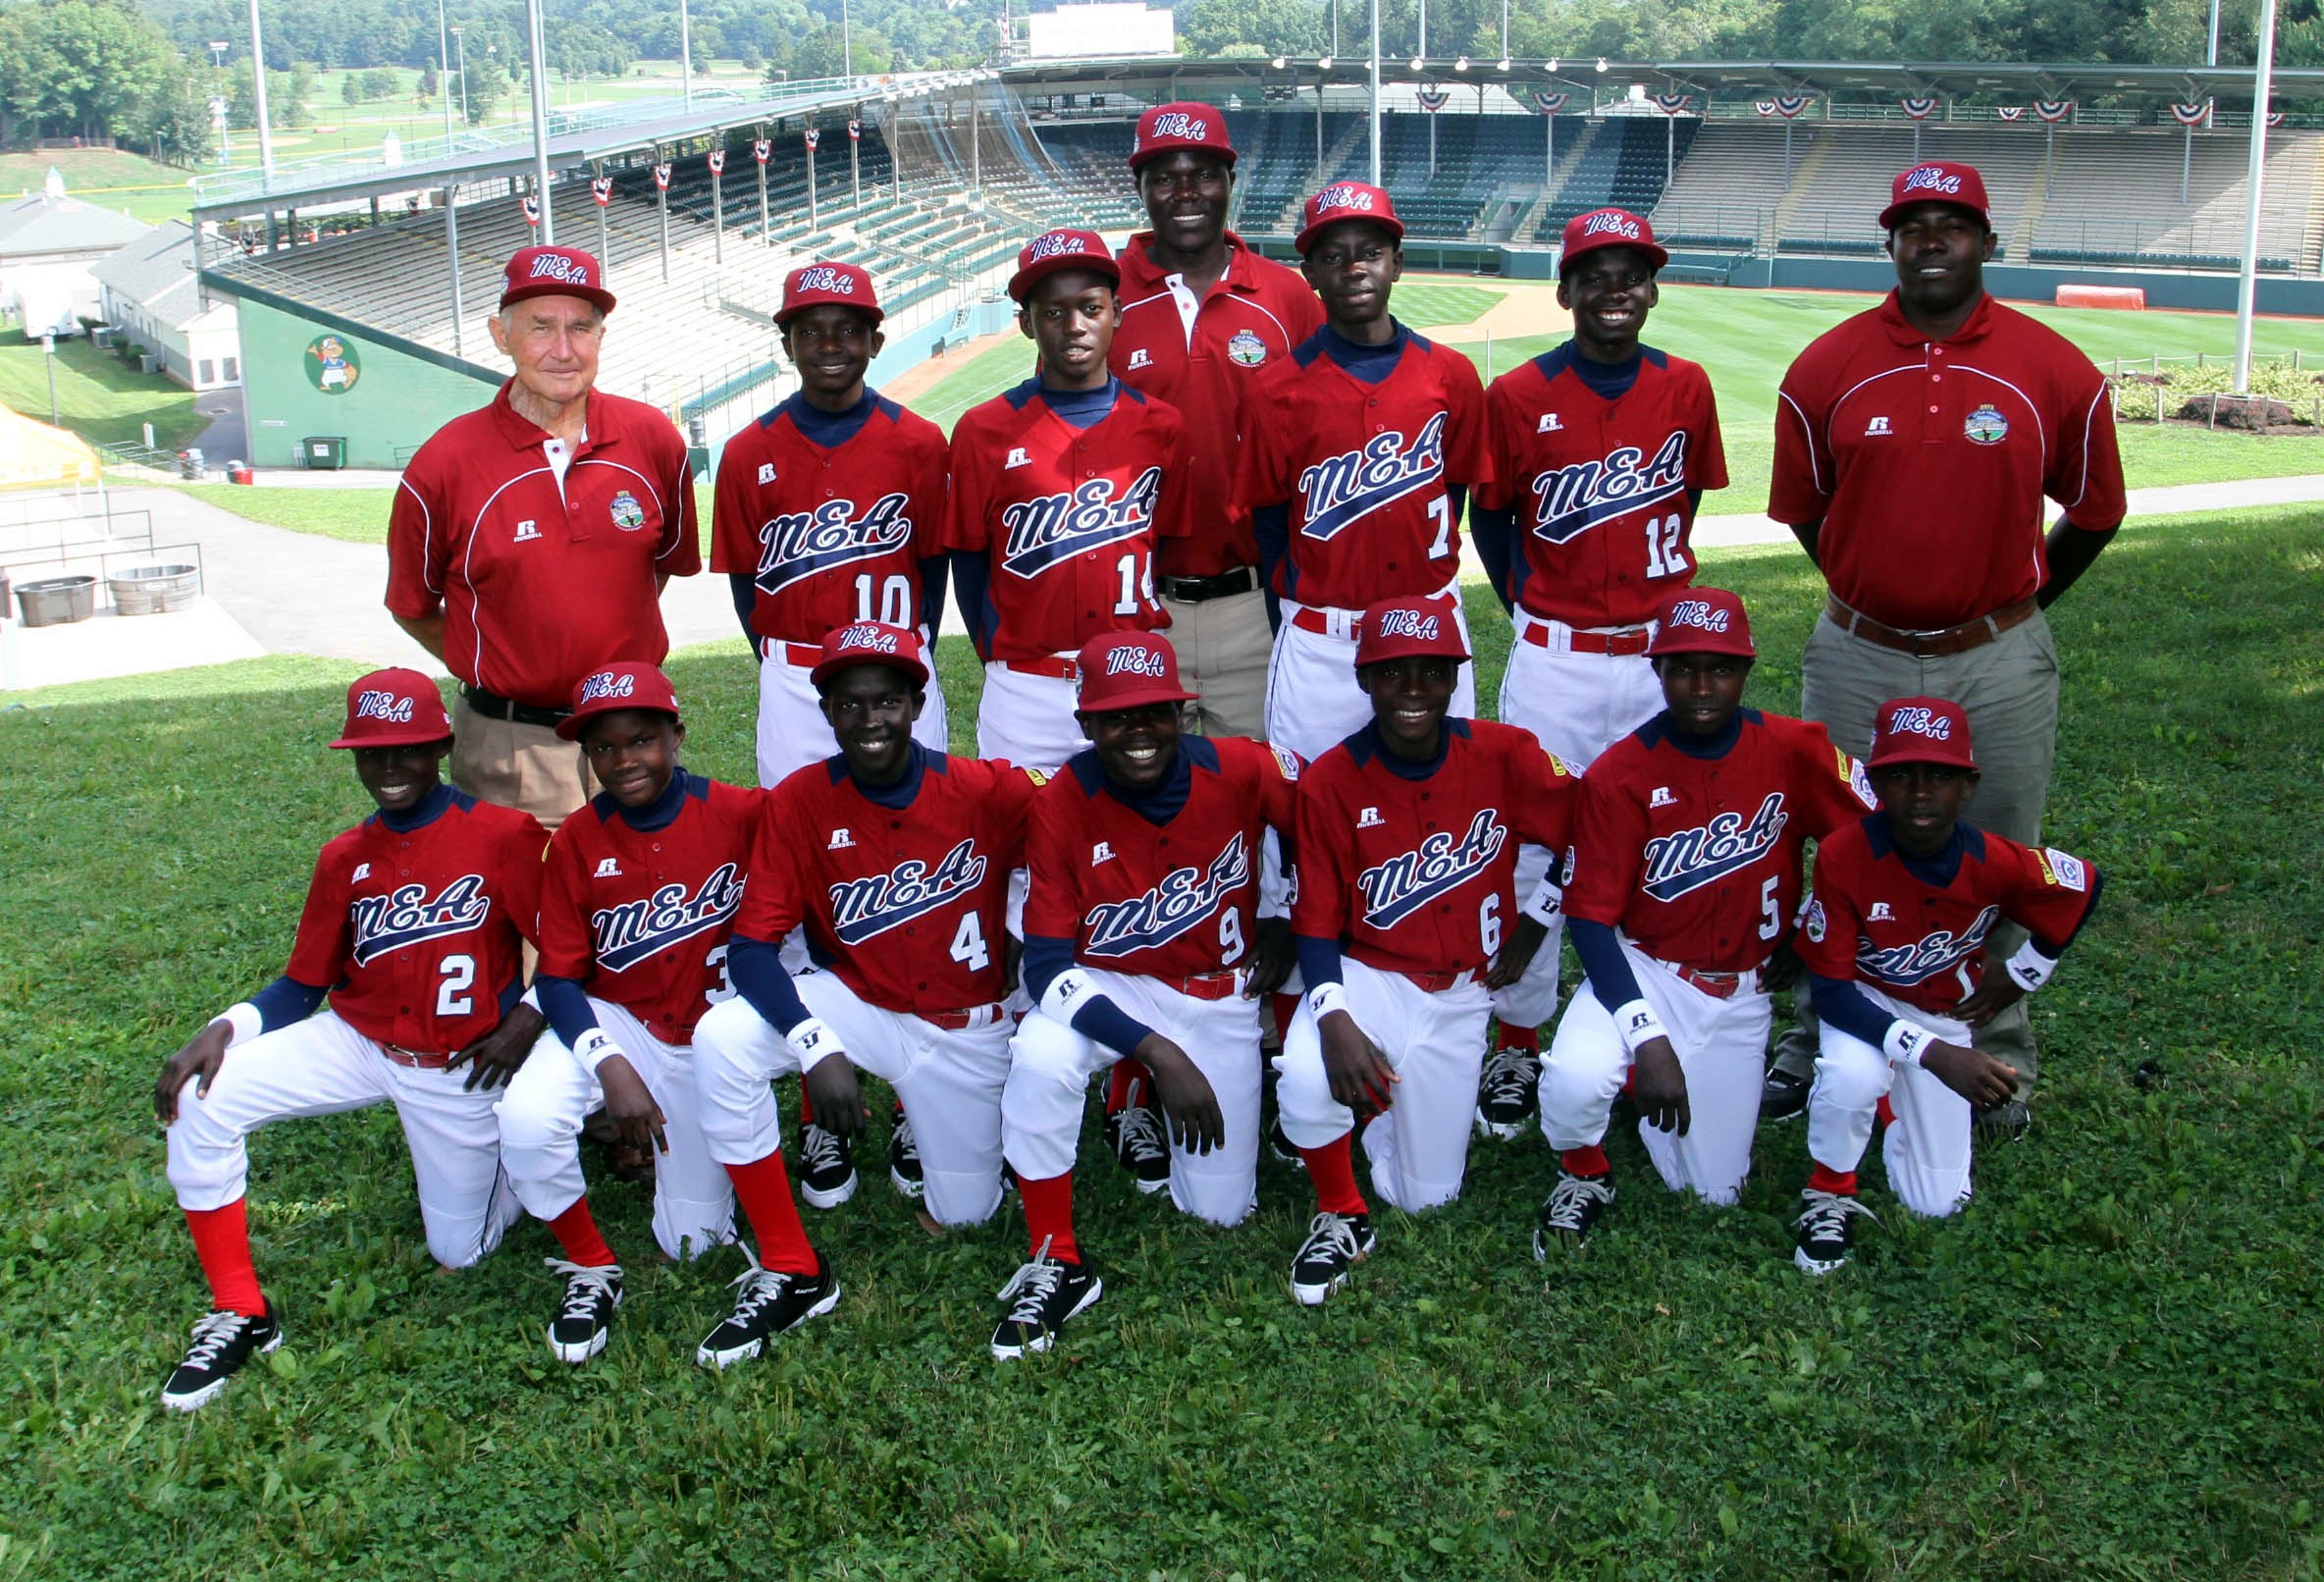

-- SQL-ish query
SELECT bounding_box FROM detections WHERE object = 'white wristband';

[572,1028,631,1076]
[215,1002,264,1049]
[1882,1021,1931,1067]
[1306,981,1349,1022]
[1611,999,1668,1056]
[2003,940,2058,993]
[1037,968,1097,1026]
[1520,874,1562,928]
[786,1016,844,1071]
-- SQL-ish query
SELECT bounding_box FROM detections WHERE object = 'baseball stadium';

[4,15,2322,1580]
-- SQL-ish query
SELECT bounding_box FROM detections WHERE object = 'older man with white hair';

[387,242,700,827]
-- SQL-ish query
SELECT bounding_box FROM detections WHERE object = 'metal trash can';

[302,436,347,470]
[109,563,201,616]
[15,575,97,627]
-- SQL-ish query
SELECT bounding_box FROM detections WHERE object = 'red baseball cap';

[500,243,616,315]
[1009,229,1120,303]
[1648,588,1757,659]
[1075,631,1196,713]
[777,261,882,327]
[1878,161,1991,231]
[556,661,683,740]
[1297,182,1404,255]
[1130,101,1237,171]
[1869,696,1979,771]
[1354,594,1468,669]
[1559,207,1668,272]
[809,621,930,692]
[330,667,451,749]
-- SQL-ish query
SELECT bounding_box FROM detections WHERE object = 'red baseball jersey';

[1294,720,1575,979]
[709,394,949,645]
[944,381,1197,662]
[1241,326,1492,610]
[1562,709,1879,976]
[537,773,761,1044]
[1769,291,2126,629]
[1800,816,2100,1016]
[1477,345,1729,627]
[387,384,700,706]
[283,790,547,1052]
[739,750,1044,1015]
[1112,233,1324,577]
[1025,735,1300,980]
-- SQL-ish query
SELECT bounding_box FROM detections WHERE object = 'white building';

[0,169,151,338]
[90,221,241,391]
[1027,2,1175,58]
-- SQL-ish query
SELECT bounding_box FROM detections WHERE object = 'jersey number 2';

[436,954,476,1017]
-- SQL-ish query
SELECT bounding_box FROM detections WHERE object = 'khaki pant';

[449,694,595,831]
[1162,586,1272,740]
[1773,609,2061,1093]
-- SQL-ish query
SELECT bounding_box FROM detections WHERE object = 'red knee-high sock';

[1808,1163,1859,1196]
[1105,1059,1151,1115]
[1300,1134,1368,1216]
[723,1152,819,1276]
[185,1198,265,1317]
[1270,992,1300,1042]
[546,1198,618,1267]
[1875,1094,1897,1131]
[1017,1171,1081,1264]
[1494,1021,1541,1053]
[1560,1143,1611,1179]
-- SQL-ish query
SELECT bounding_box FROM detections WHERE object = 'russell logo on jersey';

[999,468,1163,577]
[349,875,493,966]
[1295,413,1448,542]
[1083,833,1251,958]
[827,839,988,946]
[1357,810,1507,927]
[1526,433,1691,545]
[592,864,748,973]
[754,495,917,595]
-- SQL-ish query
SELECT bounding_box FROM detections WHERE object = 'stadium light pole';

[679,0,694,108]
[1368,0,1381,185]
[437,0,453,139]
[2234,0,2279,396]
[843,0,853,78]
[2208,0,2223,63]
[247,0,275,181]
[525,0,555,240]
[451,27,469,125]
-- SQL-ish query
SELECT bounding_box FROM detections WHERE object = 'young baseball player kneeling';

[1788,695,2102,1273]
[153,670,547,1410]
[1274,596,1576,1305]
[994,630,1298,1357]
[1534,589,1877,1254]
[495,663,760,1364]
[691,623,1044,1367]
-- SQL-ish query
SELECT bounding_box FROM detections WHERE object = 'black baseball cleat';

[989,1240,1103,1359]
[161,1302,282,1412]
[1474,1044,1543,1140]
[696,1253,842,1369]
[546,1260,623,1364]
[1976,1097,2032,1143]
[1760,1066,1811,1124]
[1289,1211,1377,1306]
[1533,1171,1616,1257]
[1792,1189,1877,1276]
[887,1108,924,1200]
[796,1122,860,1210]
[1267,1117,1305,1169]
[1103,1080,1171,1195]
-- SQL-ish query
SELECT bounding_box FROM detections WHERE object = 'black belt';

[460,684,571,730]
[1157,566,1259,604]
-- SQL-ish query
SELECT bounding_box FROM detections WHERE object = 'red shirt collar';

[1876,288,1996,347]
[487,381,606,451]
[1119,230,1262,296]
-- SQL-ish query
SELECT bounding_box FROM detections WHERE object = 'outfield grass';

[0,338,206,450]
[0,148,198,227]
[3,508,2319,1578]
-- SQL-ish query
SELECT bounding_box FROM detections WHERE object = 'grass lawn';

[166,483,397,543]
[3,508,2319,1578]
[0,337,205,449]
[0,148,197,227]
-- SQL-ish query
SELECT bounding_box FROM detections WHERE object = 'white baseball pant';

[165,1010,517,1270]
[1004,969,1265,1227]
[1540,937,1771,1204]
[756,638,950,789]
[694,974,1015,1227]
[1275,958,1494,1214]
[1808,984,1977,1218]
[1490,614,1664,1030]
[495,998,735,1261]
[1264,590,1477,764]
[976,659,1090,777]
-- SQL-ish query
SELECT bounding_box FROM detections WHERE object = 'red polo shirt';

[1770,291,2125,630]
[388,383,700,707]
[1111,231,1324,578]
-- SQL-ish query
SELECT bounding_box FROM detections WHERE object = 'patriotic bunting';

[753,137,771,164]
[1416,86,1451,112]
[1901,95,1939,120]
[653,161,671,189]
[519,195,540,226]
[1651,93,1692,116]
[1532,89,1569,114]
[708,149,726,175]
[1996,106,2026,122]
[805,128,821,150]
[590,176,613,206]
[2034,100,2072,123]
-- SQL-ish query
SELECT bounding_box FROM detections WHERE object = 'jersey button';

[1928,405,1939,414]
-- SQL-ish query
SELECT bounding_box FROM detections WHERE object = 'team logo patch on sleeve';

[1840,749,1878,809]
[1268,744,1302,781]
[2037,848,2087,892]
[1963,404,2009,446]
[1803,897,1827,943]
[609,491,648,531]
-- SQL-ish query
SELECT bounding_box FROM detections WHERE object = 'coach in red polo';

[1111,101,1322,738]
[1764,161,2125,1129]
[386,243,700,827]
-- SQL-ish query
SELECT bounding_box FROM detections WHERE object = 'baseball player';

[152,669,547,1410]
[1468,207,1728,1141]
[1273,596,1576,1305]
[691,622,1045,1365]
[712,260,952,790]
[946,228,1197,775]
[493,662,762,1364]
[1241,184,1492,764]
[1789,695,2102,1273]
[994,630,1299,1356]
[1113,100,1325,739]
[1533,588,1878,1255]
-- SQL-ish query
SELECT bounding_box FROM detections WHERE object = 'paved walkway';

[5,470,2321,693]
